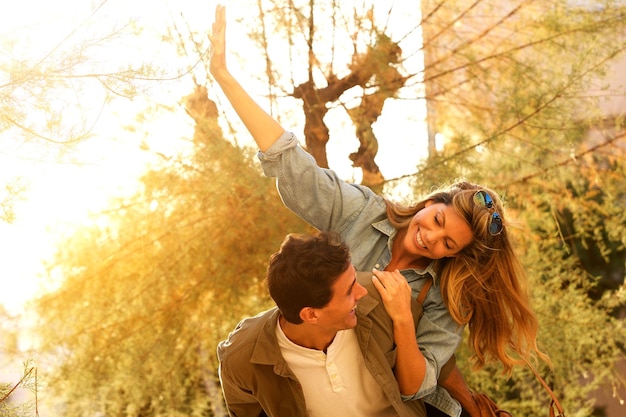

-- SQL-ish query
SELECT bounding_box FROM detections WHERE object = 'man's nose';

[356,283,368,299]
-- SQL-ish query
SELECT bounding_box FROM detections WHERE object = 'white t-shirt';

[276,319,396,417]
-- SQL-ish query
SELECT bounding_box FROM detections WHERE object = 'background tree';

[218,0,424,190]
[0,1,185,222]
[33,84,308,416]
[29,0,626,416]
[0,303,36,417]
[416,1,626,414]
[0,360,37,417]
[1,3,207,414]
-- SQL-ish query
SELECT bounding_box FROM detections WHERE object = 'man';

[217,231,428,417]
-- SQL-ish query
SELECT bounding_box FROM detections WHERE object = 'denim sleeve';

[400,318,462,400]
[402,274,464,400]
[414,309,463,397]
[258,131,379,233]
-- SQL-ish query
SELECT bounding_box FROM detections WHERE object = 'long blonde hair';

[385,181,550,374]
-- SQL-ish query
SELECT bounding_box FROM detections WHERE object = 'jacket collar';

[249,308,294,377]
[248,295,379,375]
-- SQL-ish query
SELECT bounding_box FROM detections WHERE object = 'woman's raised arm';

[208,4,284,152]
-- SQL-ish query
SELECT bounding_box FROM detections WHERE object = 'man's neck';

[279,315,336,352]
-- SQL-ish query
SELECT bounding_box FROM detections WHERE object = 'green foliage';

[0,9,165,146]
[0,178,28,224]
[418,0,626,183]
[0,4,169,225]
[408,1,626,414]
[34,109,308,416]
[0,361,38,417]
[503,158,626,415]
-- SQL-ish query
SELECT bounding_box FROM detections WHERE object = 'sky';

[0,0,206,313]
[0,0,428,315]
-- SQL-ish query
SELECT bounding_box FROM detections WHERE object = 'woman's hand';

[371,268,413,326]
[372,268,425,395]
[208,4,227,78]
[205,4,284,152]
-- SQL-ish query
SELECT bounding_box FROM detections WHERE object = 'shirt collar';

[371,220,440,286]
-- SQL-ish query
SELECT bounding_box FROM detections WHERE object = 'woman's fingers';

[208,5,227,75]
[372,269,411,303]
[372,269,412,322]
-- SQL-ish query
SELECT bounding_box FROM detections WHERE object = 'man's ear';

[299,307,318,324]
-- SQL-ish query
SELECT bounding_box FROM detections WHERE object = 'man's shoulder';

[355,271,423,330]
[217,307,278,360]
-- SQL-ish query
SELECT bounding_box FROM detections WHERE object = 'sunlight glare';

[0,0,429,315]
[0,0,208,314]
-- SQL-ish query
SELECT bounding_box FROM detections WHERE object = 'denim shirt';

[258,131,464,416]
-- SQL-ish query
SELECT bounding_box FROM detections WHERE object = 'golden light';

[0,0,428,315]
[0,0,212,314]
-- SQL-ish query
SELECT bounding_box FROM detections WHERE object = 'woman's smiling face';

[404,200,474,260]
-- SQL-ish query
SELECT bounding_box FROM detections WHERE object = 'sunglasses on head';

[473,190,504,236]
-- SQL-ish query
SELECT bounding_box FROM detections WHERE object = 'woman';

[208,5,549,417]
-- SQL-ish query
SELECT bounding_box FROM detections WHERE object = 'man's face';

[313,264,367,332]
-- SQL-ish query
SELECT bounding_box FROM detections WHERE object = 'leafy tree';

[415,1,626,414]
[0,179,27,224]
[0,361,38,417]
[33,85,308,416]
[1,4,190,414]
[0,1,174,222]
[215,0,425,190]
